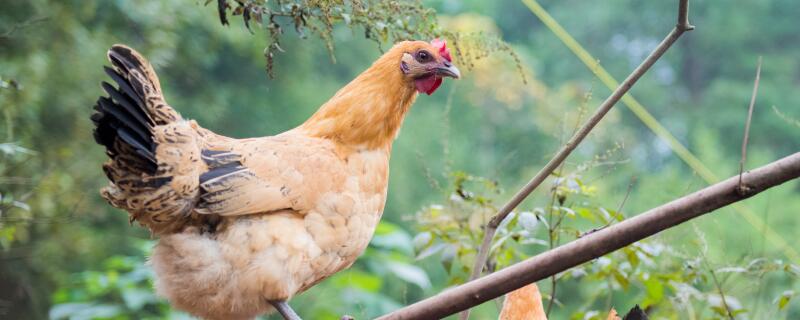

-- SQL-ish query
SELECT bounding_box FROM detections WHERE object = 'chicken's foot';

[269,300,302,320]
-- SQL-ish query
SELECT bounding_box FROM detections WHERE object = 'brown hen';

[91,40,459,319]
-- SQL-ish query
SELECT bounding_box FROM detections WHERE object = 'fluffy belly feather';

[151,195,383,320]
[150,147,389,319]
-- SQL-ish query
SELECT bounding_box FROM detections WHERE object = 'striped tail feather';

[92,45,204,235]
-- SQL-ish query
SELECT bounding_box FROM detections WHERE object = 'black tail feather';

[116,127,155,162]
[107,48,154,102]
[102,66,151,124]
[93,45,200,235]
[100,81,152,129]
[96,96,150,146]
[93,50,162,175]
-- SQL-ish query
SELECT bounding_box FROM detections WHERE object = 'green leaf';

[0,226,17,248]
[416,242,446,261]
[559,206,576,218]
[412,231,432,250]
[340,288,403,315]
[710,306,728,316]
[374,221,401,235]
[49,303,122,320]
[624,248,640,268]
[575,207,595,221]
[775,290,794,310]
[518,211,539,230]
[440,244,458,271]
[121,288,156,310]
[716,266,747,274]
[385,261,431,289]
[49,303,93,319]
[784,264,800,277]
[611,270,629,290]
[331,270,383,292]
[371,222,414,255]
[643,277,664,304]
[0,142,35,157]
[731,308,748,316]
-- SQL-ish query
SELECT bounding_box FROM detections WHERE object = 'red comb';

[431,38,452,62]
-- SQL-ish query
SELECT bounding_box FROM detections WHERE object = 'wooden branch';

[676,0,695,30]
[377,152,800,319]
[462,3,694,317]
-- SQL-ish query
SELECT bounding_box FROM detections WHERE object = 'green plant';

[209,0,524,80]
[412,166,799,319]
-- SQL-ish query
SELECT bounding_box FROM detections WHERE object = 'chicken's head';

[399,39,461,95]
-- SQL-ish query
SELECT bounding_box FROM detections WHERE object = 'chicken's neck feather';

[300,49,418,150]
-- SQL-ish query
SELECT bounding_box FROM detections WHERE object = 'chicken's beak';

[436,61,461,79]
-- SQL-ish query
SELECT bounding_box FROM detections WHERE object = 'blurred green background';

[1,0,798,319]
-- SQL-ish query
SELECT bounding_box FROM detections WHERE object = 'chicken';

[91,40,459,320]
[498,284,548,320]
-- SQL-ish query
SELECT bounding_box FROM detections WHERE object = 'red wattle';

[415,76,442,95]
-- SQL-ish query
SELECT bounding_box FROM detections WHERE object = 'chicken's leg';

[269,300,302,320]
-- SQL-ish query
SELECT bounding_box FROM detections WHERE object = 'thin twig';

[616,176,637,214]
[754,192,772,316]
[704,258,736,320]
[544,275,557,316]
[462,1,694,314]
[0,16,48,40]
[578,175,637,238]
[544,170,565,316]
[772,105,800,127]
[696,232,735,320]
[376,152,800,319]
[738,56,762,195]
[543,96,587,317]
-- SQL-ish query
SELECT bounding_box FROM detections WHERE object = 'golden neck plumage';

[300,49,418,150]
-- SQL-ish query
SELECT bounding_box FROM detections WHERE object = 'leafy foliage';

[412,172,503,284]
[48,241,182,320]
[413,155,799,319]
[211,0,525,80]
[0,77,36,250]
[214,0,438,77]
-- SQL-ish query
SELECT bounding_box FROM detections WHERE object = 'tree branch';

[676,0,695,31]
[462,1,694,313]
[377,152,800,319]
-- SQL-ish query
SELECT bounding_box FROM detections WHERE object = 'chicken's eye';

[416,50,433,63]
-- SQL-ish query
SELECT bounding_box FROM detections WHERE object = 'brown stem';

[677,0,695,31]
[702,256,736,320]
[376,152,800,320]
[738,56,762,194]
[546,273,557,316]
[616,176,637,214]
[544,173,564,316]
